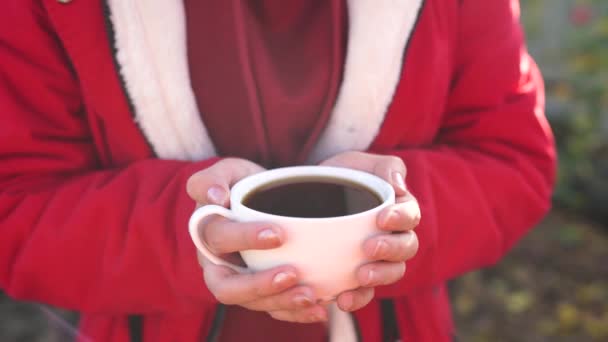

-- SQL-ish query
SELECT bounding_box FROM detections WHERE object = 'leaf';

[553,225,584,247]
[454,293,476,316]
[575,283,608,304]
[582,313,608,339]
[537,319,559,336]
[505,291,534,314]
[556,303,581,332]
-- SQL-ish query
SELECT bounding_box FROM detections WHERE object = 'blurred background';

[1,0,607,341]
[453,0,608,340]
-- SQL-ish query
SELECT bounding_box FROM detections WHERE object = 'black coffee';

[242,177,382,218]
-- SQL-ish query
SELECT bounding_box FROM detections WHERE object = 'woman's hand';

[320,151,421,312]
[187,158,328,323]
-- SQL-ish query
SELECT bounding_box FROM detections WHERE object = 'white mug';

[188,166,395,301]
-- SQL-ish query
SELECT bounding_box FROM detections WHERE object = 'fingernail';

[272,271,295,287]
[391,171,406,193]
[293,294,313,307]
[258,229,279,242]
[207,185,226,204]
[340,293,354,311]
[373,239,388,258]
[363,269,376,286]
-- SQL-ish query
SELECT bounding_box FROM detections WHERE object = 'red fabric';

[185,0,346,168]
[217,306,327,342]
[0,1,556,342]
[184,0,345,339]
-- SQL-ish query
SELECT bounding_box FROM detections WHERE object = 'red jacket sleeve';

[0,2,216,313]
[375,0,556,297]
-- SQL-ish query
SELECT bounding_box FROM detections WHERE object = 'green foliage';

[451,213,608,341]
[523,0,608,223]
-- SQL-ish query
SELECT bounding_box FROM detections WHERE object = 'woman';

[0,0,555,341]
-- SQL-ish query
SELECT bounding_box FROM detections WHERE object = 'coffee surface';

[242,177,382,218]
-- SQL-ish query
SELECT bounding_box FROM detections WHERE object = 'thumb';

[186,158,265,206]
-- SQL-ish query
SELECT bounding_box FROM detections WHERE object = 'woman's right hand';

[186,158,328,323]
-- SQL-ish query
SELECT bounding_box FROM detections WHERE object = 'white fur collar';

[106,0,423,163]
[107,0,215,160]
[309,0,424,163]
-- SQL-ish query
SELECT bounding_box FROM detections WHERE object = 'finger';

[242,286,316,312]
[202,262,300,305]
[376,196,421,232]
[268,306,329,323]
[371,155,407,196]
[202,216,284,255]
[357,262,406,287]
[187,158,265,205]
[363,231,419,262]
[336,287,375,312]
[320,152,407,196]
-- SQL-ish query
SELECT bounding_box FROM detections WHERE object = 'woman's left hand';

[320,151,421,312]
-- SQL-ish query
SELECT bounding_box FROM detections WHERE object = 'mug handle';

[188,205,249,273]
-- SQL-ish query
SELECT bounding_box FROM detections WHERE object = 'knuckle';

[217,157,237,166]
[399,232,418,259]
[340,150,360,158]
[202,274,215,293]
[387,155,404,168]
[380,263,406,285]
[397,262,407,278]
[211,288,232,304]
[241,230,258,252]
[268,294,284,311]
[339,151,363,164]
[279,294,296,311]
[204,230,226,254]
[243,272,267,299]
[196,252,207,267]
[249,282,266,299]
[203,218,233,254]
[401,249,413,262]
[296,312,315,323]
[211,291,226,304]
[401,201,421,228]
[185,176,197,198]
[269,311,293,323]
[373,155,405,178]
[367,288,376,301]
[411,210,422,226]
[222,157,257,173]
[211,158,240,179]
[410,198,421,215]
[186,173,205,200]
[354,290,374,309]
[408,233,420,255]
[373,238,388,259]
[395,240,410,261]
[376,236,395,260]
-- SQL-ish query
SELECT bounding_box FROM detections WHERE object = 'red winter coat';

[0,0,555,341]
